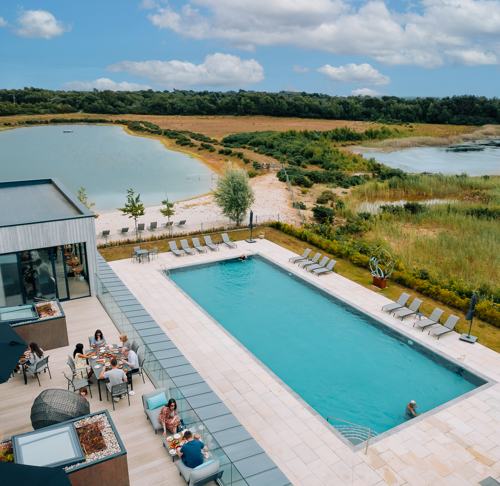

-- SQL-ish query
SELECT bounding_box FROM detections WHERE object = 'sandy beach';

[95,172,298,243]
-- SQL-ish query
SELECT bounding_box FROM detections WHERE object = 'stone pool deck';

[109,239,500,486]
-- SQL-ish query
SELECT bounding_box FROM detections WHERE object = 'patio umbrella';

[0,321,28,384]
[0,463,72,485]
[460,291,478,344]
[245,210,256,243]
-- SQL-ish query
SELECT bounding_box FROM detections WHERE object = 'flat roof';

[0,178,94,228]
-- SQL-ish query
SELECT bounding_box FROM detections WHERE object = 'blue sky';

[1,0,499,97]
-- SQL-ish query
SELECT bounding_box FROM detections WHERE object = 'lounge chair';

[192,238,207,253]
[429,315,460,339]
[168,241,184,257]
[180,239,195,255]
[99,230,110,238]
[176,220,186,226]
[134,223,145,233]
[204,236,219,251]
[414,308,445,331]
[222,233,237,248]
[298,253,321,268]
[162,221,173,228]
[117,227,129,235]
[289,249,312,263]
[381,293,411,314]
[306,257,329,272]
[313,259,337,275]
[392,298,423,320]
[148,222,157,231]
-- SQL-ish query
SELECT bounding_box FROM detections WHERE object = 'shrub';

[248,169,258,178]
[316,190,336,204]
[312,205,336,223]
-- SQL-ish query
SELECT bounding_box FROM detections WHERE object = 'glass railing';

[95,274,248,486]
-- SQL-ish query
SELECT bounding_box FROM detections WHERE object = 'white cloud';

[139,0,158,9]
[107,53,264,88]
[0,17,8,27]
[292,65,309,73]
[144,0,500,68]
[351,88,384,97]
[60,78,152,91]
[14,10,71,39]
[318,63,391,86]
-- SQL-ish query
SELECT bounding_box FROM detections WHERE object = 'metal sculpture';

[369,247,395,279]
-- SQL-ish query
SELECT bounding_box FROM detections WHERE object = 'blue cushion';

[147,393,168,410]
[193,459,215,471]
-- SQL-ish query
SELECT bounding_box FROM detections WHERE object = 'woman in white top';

[25,342,44,375]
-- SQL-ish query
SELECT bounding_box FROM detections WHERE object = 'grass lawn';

[99,227,500,353]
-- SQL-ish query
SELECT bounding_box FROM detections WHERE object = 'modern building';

[0,178,98,306]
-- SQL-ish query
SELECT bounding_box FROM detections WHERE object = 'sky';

[0,0,499,97]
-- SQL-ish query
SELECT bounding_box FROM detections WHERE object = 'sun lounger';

[192,237,207,253]
[392,298,423,320]
[148,222,157,231]
[162,222,173,228]
[429,315,460,339]
[306,257,329,272]
[222,233,237,248]
[99,230,110,237]
[180,239,195,255]
[289,249,312,263]
[298,253,321,268]
[117,227,129,234]
[414,308,445,331]
[312,259,337,275]
[381,293,411,314]
[176,220,186,226]
[204,236,219,251]
[168,241,184,257]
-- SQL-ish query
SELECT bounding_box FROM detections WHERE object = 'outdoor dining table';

[135,249,150,263]
[86,345,134,401]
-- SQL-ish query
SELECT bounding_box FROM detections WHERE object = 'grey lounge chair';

[169,240,185,257]
[306,257,329,272]
[162,221,173,228]
[298,252,321,268]
[180,239,195,255]
[429,315,460,339]
[204,236,219,251]
[313,259,337,275]
[134,223,145,233]
[393,298,423,320]
[222,233,237,248]
[148,222,157,231]
[289,248,312,263]
[176,459,223,486]
[192,237,207,252]
[99,230,110,237]
[176,220,186,226]
[414,308,445,331]
[381,293,411,314]
[118,227,129,234]
[142,388,170,434]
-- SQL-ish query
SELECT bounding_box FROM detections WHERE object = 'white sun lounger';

[393,298,423,320]
[414,308,445,331]
[429,315,460,339]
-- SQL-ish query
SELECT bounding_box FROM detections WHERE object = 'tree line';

[1,87,499,125]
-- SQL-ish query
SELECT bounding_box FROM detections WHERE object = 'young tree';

[213,166,255,225]
[77,187,98,218]
[118,188,145,236]
[159,194,175,224]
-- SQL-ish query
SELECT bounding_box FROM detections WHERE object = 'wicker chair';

[30,389,90,430]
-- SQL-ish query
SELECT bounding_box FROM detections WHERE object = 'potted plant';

[259,232,265,239]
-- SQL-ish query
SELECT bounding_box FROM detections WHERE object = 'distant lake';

[0,125,216,211]
[359,140,500,176]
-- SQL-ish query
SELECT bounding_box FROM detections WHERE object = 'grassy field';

[98,227,500,353]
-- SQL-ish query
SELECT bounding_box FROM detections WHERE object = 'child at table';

[78,387,89,401]
[193,433,209,458]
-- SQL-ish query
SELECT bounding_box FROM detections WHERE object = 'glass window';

[0,304,37,322]
[0,253,23,307]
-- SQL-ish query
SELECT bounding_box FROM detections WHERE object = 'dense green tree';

[118,188,145,237]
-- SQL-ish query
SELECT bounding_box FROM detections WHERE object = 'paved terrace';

[0,298,186,486]
[109,239,500,486]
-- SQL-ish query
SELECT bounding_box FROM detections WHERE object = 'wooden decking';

[0,297,185,486]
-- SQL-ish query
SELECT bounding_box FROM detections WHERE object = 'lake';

[0,125,216,211]
[359,140,500,176]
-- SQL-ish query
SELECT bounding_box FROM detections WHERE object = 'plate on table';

[173,434,181,440]
[167,436,173,442]
[95,365,101,369]
[118,365,123,369]
[169,449,176,455]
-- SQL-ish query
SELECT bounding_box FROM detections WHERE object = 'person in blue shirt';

[91,329,106,348]
[178,430,206,468]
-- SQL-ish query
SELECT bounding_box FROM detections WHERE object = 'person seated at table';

[25,342,44,378]
[178,430,205,469]
[120,347,139,371]
[193,433,209,458]
[73,343,94,379]
[91,329,106,348]
[158,398,181,436]
[118,334,131,350]
[78,387,89,401]
[100,357,127,402]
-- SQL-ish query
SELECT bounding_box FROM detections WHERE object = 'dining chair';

[109,382,130,410]
[34,356,51,387]
[62,371,92,398]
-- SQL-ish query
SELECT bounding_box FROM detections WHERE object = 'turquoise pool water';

[170,256,482,437]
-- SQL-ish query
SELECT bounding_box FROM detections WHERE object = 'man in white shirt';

[120,347,139,370]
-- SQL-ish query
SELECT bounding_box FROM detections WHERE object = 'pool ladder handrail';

[326,416,371,454]
[159,264,170,277]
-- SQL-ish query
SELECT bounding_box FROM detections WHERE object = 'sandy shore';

[95,172,298,243]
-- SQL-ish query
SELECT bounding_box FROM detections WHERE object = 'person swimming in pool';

[238,254,247,261]
[404,400,420,419]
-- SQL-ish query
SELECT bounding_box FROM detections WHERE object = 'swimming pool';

[169,256,486,441]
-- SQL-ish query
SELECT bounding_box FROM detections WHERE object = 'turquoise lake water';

[170,257,479,436]
[0,125,215,211]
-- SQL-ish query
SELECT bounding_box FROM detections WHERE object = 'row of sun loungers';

[168,235,236,257]
[382,292,460,339]
[289,248,337,276]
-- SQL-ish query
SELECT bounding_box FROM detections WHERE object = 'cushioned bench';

[176,458,223,486]
[142,388,170,434]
